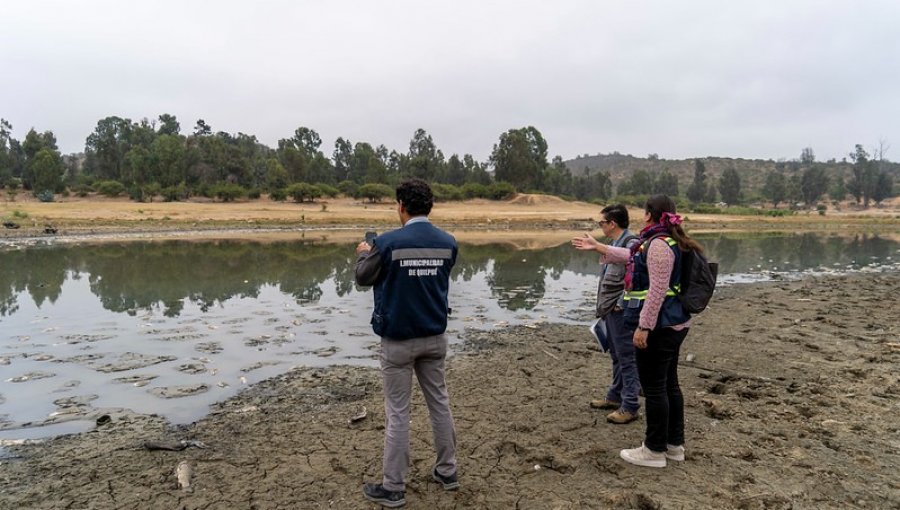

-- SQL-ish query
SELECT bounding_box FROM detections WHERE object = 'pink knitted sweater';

[602,240,690,331]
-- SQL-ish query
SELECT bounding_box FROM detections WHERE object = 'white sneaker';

[665,444,685,462]
[619,443,666,468]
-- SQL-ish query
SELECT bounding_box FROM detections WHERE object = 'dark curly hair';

[396,178,433,216]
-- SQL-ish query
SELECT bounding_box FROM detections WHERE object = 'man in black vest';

[355,178,459,508]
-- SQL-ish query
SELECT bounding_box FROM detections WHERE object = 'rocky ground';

[1,273,898,509]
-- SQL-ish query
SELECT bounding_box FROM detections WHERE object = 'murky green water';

[0,232,897,437]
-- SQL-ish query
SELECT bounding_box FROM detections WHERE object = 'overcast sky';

[2,0,898,162]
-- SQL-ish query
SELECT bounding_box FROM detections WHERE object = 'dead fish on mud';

[348,406,367,424]
[144,439,207,451]
[175,460,193,492]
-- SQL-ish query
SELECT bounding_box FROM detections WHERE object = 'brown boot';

[606,409,639,424]
[590,399,620,410]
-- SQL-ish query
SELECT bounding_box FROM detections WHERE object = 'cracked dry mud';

[1,274,898,509]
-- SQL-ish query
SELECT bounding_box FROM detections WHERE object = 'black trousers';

[635,327,689,453]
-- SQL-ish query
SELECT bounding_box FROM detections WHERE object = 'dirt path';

[1,274,898,509]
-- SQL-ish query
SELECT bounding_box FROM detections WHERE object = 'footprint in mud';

[91,353,176,373]
[177,363,208,375]
[195,342,223,354]
[6,371,56,383]
[241,361,282,373]
[150,384,210,398]
[244,336,270,347]
[53,395,98,407]
[58,334,115,344]
[113,374,158,387]
[222,317,252,325]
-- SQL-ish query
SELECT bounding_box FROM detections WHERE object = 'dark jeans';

[635,327,689,453]
[604,310,641,413]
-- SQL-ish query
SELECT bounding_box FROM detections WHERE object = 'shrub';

[337,180,358,197]
[96,180,126,197]
[247,188,261,199]
[816,204,827,216]
[315,183,340,198]
[36,190,55,202]
[486,181,516,200]
[460,182,487,199]
[432,183,464,202]
[73,184,92,197]
[161,183,189,202]
[128,185,145,202]
[269,188,288,201]
[211,183,247,202]
[285,182,322,202]
[356,183,394,203]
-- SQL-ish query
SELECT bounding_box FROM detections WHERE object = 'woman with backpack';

[573,194,704,468]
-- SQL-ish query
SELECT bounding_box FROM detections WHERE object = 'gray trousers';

[380,333,457,492]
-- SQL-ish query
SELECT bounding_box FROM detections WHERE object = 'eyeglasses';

[598,220,613,226]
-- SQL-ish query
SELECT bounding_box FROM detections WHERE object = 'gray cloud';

[1,0,898,162]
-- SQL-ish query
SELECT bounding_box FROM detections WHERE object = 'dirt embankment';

[2,195,898,242]
[1,273,898,509]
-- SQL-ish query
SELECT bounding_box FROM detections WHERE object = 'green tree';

[0,119,14,186]
[349,142,386,184]
[718,167,741,205]
[193,119,212,136]
[406,128,444,181]
[653,169,679,196]
[800,166,829,205]
[84,116,133,181]
[542,156,572,195]
[22,129,59,190]
[762,171,787,208]
[151,134,187,187]
[332,137,353,182]
[800,147,815,165]
[265,158,289,191]
[465,154,491,185]
[490,126,548,191]
[30,148,64,194]
[157,114,180,136]
[828,176,846,202]
[618,169,653,195]
[574,169,611,201]
[872,172,894,204]
[686,159,708,203]
[445,154,467,186]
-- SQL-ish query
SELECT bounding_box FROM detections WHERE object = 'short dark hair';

[396,178,433,216]
[600,204,629,229]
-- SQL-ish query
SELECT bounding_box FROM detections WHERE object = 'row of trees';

[1,116,895,207]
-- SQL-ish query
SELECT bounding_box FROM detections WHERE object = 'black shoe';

[432,467,460,490]
[363,483,406,508]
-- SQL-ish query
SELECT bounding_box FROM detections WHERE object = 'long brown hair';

[645,194,704,254]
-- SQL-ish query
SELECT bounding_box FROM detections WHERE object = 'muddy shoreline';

[1,274,899,509]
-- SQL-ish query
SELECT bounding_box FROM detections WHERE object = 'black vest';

[623,236,690,329]
[371,220,457,340]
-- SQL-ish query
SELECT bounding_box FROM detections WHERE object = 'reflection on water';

[0,233,897,436]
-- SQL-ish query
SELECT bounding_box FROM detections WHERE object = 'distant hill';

[564,152,899,198]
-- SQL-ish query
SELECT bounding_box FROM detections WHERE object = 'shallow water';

[0,232,897,438]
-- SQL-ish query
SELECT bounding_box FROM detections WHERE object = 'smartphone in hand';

[364,231,377,245]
